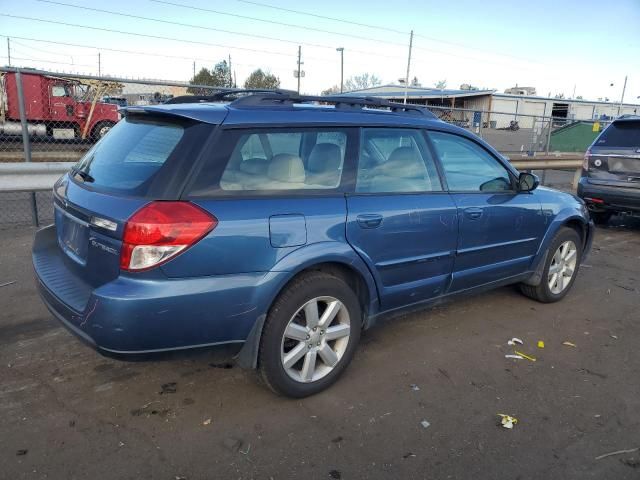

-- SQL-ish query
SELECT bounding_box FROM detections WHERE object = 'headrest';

[268,153,306,183]
[239,158,269,175]
[377,147,427,178]
[308,143,342,173]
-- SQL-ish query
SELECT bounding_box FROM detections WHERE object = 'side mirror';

[518,172,539,192]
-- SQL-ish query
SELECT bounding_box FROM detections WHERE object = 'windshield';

[72,116,185,195]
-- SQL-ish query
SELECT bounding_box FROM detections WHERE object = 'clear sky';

[1,0,639,103]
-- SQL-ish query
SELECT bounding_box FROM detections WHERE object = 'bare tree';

[344,73,382,91]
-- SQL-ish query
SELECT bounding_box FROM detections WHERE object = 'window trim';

[184,126,359,198]
[350,126,446,196]
[424,128,518,194]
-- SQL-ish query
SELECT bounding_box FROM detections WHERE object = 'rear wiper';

[71,167,95,183]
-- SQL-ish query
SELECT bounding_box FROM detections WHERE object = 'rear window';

[71,116,186,195]
[596,121,640,147]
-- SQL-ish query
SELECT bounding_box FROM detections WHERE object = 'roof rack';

[229,92,435,117]
[164,88,296,104]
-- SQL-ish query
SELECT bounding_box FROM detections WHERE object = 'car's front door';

[345,128,458,312]
[427,130,546,292]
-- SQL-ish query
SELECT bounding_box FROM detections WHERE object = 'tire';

[91,121,115,141]
[590,211,612,225]
[258,271,362,398]
[519,227,582,303]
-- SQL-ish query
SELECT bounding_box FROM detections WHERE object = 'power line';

[0,35,289,70]
[36,0,400,61]
[0,54,96,68]
[0,14,301,59]
[150,0,408,48]
[234,0,408,35]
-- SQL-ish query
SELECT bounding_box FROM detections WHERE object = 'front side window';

[51,85,67,97]
[356,128,442,193]
[428,131,513,192]
[219,129,347,191]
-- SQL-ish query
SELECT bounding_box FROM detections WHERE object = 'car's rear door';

[345,128,458,311]
[426,130,546,292]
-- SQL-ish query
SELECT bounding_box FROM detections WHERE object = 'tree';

[244,69,280,90]
[187,67,216,94]
[344,73,381,91]
[434,79,447,90]
[321,85,341,96]
[212,60,233,88]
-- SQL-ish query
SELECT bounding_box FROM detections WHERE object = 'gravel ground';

[1,216,639,480]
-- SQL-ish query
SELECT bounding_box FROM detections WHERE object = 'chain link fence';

[0,66,618,227]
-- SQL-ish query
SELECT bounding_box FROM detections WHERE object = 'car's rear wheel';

[590,211,612,225]
[520,227,582,303]
[258,271,361,397]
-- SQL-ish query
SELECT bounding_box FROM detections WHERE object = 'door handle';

[356,214,383,229]
[464,207,483,220]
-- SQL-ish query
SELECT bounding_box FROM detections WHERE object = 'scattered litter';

[497,414,518,429]
[118,442,125,447]
[507,337,523,346]
[331,436,343,444]
[595,447,639,460]
[410,384,420,391]
[562,341,576,348]
[420,419,431,429]
[159,382,177,395]
[402,452,416,459]
[222,437,243,453]
[514,350,536,362]
[0,281,16,288]
[329,470,342,479]
[537,341,545,349]
[202,418,212,426]
[239,443,251,455]
[16,449,28,456]
[594,414,601,418]
[505,354,524,360]
[610,335,618,340]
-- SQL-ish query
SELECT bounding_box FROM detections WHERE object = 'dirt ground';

[1,217,639,480]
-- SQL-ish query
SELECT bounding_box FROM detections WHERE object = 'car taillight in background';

[120,201,217,271]
[583,148,591,171]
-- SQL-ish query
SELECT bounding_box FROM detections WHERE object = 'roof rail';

[164,88,296,104]
[230,92,435,117]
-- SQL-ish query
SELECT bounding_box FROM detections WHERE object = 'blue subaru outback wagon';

[33,92,594,397]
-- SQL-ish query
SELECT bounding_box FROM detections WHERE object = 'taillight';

[582,148,591,171]
[120,201,217,271]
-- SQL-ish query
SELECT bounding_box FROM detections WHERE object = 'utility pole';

[6,38,10,66]
[617,75,628,116]
[336,47,344,93]
[228,54,233,87]
[297,46,302,94]
[193,61,196,79]
[403,30,414,104]
[98,52,101,76]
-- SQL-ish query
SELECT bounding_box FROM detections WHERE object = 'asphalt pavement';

[1,217,639,480]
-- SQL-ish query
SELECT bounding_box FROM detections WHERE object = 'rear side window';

[356,128,442,193]
[72,116,187,195]
[218,129,347,191]
[596,121,640,147]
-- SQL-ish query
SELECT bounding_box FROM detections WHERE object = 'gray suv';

[578,116,640,224]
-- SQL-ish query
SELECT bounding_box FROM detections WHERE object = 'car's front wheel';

[259,271,361,397]
[520,227,582,303]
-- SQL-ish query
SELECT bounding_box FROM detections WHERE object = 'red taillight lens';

[583,148,591,171]
[120,201,217,271]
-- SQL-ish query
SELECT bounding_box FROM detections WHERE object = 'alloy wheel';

[548,240,577,294]
[280,296,351,383]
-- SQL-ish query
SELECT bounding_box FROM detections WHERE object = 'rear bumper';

[33,225,283,355]
[578,178,640,214]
